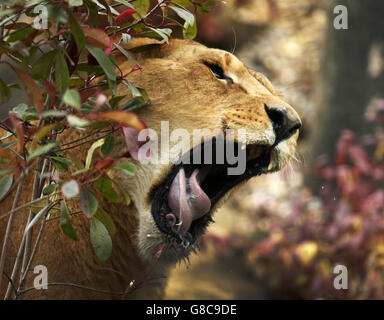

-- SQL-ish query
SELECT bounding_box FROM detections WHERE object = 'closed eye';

[204,62,234,84]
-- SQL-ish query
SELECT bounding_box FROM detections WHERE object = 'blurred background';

[165,0,384,299]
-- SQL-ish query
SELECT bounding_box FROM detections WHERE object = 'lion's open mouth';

[150,141,276,245]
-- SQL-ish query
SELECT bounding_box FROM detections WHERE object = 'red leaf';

[79,87,101,103]
[43,80,57,108]
[97,111,147,131]
[82,27,111,49]
[349,145,373,175]
[9,112,24,154]
[103,37,114,56]
[334,130,355,165]
[94,157,114,172]
[10,65,44,114]
[114,9,137,23]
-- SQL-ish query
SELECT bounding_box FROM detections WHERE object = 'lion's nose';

[264,104,301,146]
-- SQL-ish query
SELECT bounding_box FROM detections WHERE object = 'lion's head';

[108,38,301,264]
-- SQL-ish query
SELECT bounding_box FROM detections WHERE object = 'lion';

[0,37,301,299]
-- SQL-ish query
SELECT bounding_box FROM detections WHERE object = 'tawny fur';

[0,38,300,299]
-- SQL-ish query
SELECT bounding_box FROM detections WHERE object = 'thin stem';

[18,157,45,298]
[0,191,61,221]
[19,282,125,297]
[0,172,25,295]
[16,210,49,299]
[3,234,26,299]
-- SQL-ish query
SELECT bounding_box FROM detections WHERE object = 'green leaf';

[69,0,83,6]
[122,81,150,111]
[27,142,57,161]
[133,0,150,16]
[55,51,70,94]
[144,27,172,43]
[42,183,59,195]
[168,5,197,39]
[169,5,194,25]
[197,0,217,14]
[95,207,116,235]
[69,12,85,51]
[7,26,33,43]
[85,139,104,169]
[85,44,116,82]
[183,17,197,39]
[93,176,120,203]
[67,115,90,127]
[0,79,11,103]
[25,203,52,233]
[90,217,112,262]
[31,199,60,215]
[114,160,136,176]
[47,4,68,23]
[50,156,73,171]
[101,135,115,157]
[61,199,78,240]
[109,95,125,108]
[30,50,56,79]
[63,89,81,110]
[172,0,193,7]
[113,42,140,67]
[83,0,99,27]
[112,180,131,206]
[0,174,13,200]
[123,80,141,98]
[12,103,28,120]
[80,188,98,217]
[23,109,40,121]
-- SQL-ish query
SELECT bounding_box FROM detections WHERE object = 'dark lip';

[150,142,273,244]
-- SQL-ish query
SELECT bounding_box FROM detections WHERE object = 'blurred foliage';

[201,99,384,299]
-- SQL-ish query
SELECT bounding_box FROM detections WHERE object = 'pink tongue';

[167,167,211,235]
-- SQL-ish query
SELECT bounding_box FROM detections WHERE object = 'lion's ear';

[248,69,276,94]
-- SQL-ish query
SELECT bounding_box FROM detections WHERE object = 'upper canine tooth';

[268,152,274,170]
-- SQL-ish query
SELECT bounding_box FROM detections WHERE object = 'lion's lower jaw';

[136,210,195,265]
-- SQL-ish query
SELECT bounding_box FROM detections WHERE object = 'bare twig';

[18,157,46,298]
[3,233,26,299]
[2,271,17,297]
[20,282,125,297]
[0,192,61,221]
[17,209,50,299]
[0,172,25,295]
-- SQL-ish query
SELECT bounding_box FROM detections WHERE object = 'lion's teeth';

[268,152,274,170]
